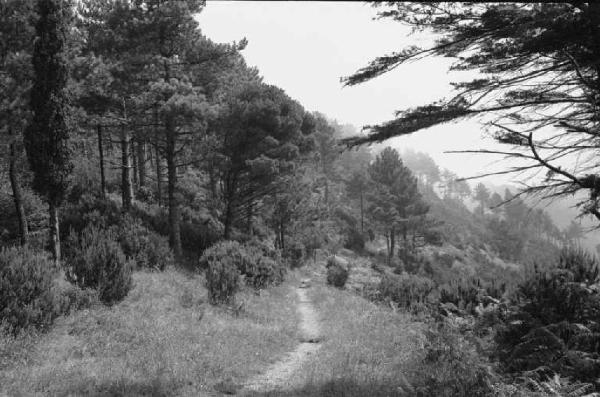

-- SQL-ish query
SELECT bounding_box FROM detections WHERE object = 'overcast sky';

[196,1,519,186]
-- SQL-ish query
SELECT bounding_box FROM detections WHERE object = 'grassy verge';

[251,279,425,397]
[0,269,300,396]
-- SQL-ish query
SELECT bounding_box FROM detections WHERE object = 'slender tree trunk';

[324,177,329,207]
[208,158,217,201]
[121,124,133,211]
[224,199,233,240]
[49,201,60,263]
[166,115,182,257]
[137,139,146,188]
[121,101,133,211]
[246,202,253,236]
[131,137,138,191]
[9,141,28,246]
[97,125,106,198]
[390,227,396,264]
[360,190,364,234]
[385,231,391,265]
[155,141,163,206]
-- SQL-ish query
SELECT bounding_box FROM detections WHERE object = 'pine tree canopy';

[341,3,600,221]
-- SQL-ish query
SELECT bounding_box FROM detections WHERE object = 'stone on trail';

[299,278,311,288]
[214,378,240,395]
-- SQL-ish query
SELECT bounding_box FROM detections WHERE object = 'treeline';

[399,149,570,265]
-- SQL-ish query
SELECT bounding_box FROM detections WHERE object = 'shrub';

[136,185,155,203]
[201,241,241,305]
[242,241,286,289]
[60,195,122,241]
[243,255,285,289]
[343,228,365,252]
[494,247,600,385]
[200,240,285,292]
[326,256,349,288]
[65,225,133,306]
[409,320,495,396]
[439,277,506,314]
[115,216,174,271]
[0,247,58,334]
[283,240,305,268]
[132,202,222,258]
[57,283,99,314]
[378,273,434,311]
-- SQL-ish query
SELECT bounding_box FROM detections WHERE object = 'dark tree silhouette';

[342,3,600,223]
[24,0,73,261]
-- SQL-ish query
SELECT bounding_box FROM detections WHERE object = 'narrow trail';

[241,280,321,394]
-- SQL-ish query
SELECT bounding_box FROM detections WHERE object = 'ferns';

[495,247,600,386]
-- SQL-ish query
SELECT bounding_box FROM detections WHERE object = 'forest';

[2,1,600,396]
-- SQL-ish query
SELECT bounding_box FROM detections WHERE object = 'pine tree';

[0,1,35,246]
[342,3,600,223]
[367,147,428,263]
[473,183,491,215]
[24,0,73,261]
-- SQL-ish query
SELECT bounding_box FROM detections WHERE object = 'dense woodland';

[3,1,600,396]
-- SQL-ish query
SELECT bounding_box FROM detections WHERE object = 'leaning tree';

[342,3,600,222]
[24,0,73,261]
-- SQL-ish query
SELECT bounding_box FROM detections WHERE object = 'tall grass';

[0,269,300,395]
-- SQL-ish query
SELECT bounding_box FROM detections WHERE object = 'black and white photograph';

[2,1,600,396]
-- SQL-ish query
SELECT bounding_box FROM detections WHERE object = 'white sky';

[196,1,519,185]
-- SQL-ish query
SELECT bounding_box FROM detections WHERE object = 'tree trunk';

[155,141,163,206]
[224,199,233,240]
[49,201,60,263]
[324,177,329,207]
[166,115,182,257]
[137,139,146,188]
[131,137,138,191]
[121,100,133,211]
[246,202,253,236]
[97,124,106,198]
[385,231,391,265]
[360,190,364,234]
[9,141,28,246]
[390,227,396,263]
[121,123,133,211]
[208,158,217,202]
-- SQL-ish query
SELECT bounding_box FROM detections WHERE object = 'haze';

[196,1,514,185]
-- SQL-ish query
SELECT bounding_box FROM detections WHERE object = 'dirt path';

[241,281,321,394]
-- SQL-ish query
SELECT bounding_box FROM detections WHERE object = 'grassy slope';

[0,269,300,396]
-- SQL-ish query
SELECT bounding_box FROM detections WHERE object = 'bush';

[343,228,365,252]
[60,195,122,241]
[326,256,349,288]
[438,277,505,315]
[494,247,600,385]
[242,241,286,289]
[408,320,495,396]
[0,247,58,334]
[200,240,285,292]
[378,273,434,311]
[57,283,99,314]
[283,240,305,268]
[65,225,133,306]
[243,254,285,289]
[115,216,174,271]
[201,241,242,305]
[132,202,222,258]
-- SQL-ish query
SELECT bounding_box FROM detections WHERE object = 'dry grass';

[247,277,426,397]
[0,269,300,396]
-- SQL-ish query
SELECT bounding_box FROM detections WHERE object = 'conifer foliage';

[24,0,72,261]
